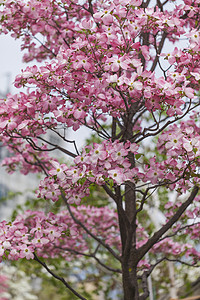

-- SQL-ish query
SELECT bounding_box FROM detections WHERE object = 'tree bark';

[122,263,139,300]
[121,116,140,299]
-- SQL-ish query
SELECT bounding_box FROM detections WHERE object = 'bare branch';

[158,221,200,243]
[136,101,199,143]
[56,246,122,273]
[37,136,77,158]
[34,254,87,300]
[137,186,199,261]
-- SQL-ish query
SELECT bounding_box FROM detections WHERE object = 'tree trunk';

[120,115,140,299]
[122,262,139,300]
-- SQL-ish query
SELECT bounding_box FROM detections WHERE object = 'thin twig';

[56,246,122,273]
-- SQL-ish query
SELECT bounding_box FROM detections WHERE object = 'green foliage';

[81,183,111,207]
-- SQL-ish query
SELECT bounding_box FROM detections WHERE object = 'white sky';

[0,34,27,95]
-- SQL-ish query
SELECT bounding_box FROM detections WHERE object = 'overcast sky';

[0,34,27,95]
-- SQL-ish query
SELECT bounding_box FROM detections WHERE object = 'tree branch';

[34,254,87,300]
[56,246,122,273]
[151,31,167,72]
[61,193,121,262]
[37,136,77,158]
[158,221,200,243]
[137,186,199,261]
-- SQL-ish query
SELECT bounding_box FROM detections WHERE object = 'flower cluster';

[132,114,200,192]
[0,206,121,261]
[0,0,198,141]
[0,204,199,268]
[0,210,70,261]
[153,238,200,263]
[37,140,139,204]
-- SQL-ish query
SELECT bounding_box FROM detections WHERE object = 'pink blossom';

[80,19,94,30]
[107,56,130,72]
[108,169,126,184]
[49,161,66,180]
[19,245,34,260]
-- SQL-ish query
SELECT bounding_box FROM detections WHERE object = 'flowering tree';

[0,0,200,299]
